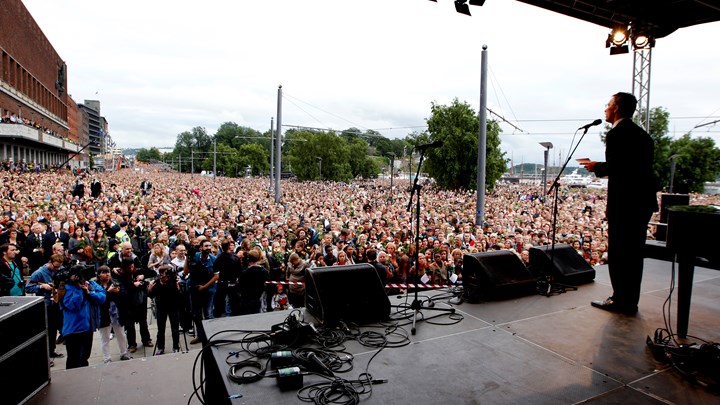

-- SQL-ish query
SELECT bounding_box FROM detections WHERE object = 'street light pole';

[317,157,322,179]
[388,152,395,201]
[539,142,553,202]
[669,153,680,193]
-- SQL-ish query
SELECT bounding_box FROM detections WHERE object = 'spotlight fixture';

[632,32,655,49]
[454,0,471,16]
[469,0,486,5]
[606,25,629,55]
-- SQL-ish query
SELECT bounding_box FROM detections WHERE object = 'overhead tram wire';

[283,92,368,131]
[489,66,522,129]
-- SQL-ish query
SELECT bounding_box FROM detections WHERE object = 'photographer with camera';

[184,239,218,345]
[147,264,181,354]
[97,266,131,363]
[25,254,65,359]
[115,258,154,353]
[60,265,105,369]
[1,243,24,296]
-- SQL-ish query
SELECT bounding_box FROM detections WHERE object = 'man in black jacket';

[237,249,270,315]
[582,92,658,314]
[213,241,241,317]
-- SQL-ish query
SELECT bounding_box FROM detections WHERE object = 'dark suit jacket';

[22,233,45,271]
[593,119,659,221]
[42,231,69,260]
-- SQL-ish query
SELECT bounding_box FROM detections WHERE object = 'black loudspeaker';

[462,251,537,302]
[529,244,595,285]
[305,264,390,326]
[0,296,50,405]
[655,193,690,241]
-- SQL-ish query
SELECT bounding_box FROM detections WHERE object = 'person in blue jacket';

[60,265,106,369]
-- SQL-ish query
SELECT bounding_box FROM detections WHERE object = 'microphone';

[578,119,602,130]
[415,140,444,151]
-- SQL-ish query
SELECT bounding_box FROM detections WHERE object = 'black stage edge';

[28,259,720,404]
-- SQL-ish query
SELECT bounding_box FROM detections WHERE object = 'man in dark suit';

[581,92,658,314]
[22,223,47,272]
[43,221,70,262]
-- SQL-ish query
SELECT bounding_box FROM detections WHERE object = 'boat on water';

[587,178,608,189]
[560,169,593,188]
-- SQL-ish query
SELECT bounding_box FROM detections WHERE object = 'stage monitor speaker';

[462,251,536,302]
[529,244,595,285]
[655,193,690,241]
[305,263,390,326]
[0,296,50,405]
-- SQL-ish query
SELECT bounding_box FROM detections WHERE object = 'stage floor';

[28,258,720,404]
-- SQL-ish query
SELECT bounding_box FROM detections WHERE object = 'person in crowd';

[186,239,218,344]
[213,240,241,317]
[69,227,91,263]
[91,228,109,269]
[147,264,181,355]
[96,265,131,363]
[366,248,389,288]
[237,249,270,315]
[170,244,193,335]
[0,243,23,296]
[286,252,309,308]
[272,284,290,311]
[60,265,106,369]
[147,242,171,272]
[25,254,66,360]
[115,258,153,353]
[22,223,46,272]
[581,92,658,314]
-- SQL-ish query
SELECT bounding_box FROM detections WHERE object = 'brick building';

[0,0,102,168]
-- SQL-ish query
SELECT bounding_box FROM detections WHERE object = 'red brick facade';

[0,0,70,140]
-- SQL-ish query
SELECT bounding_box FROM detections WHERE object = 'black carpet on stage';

[29,258,720,404]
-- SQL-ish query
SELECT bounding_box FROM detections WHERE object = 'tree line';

[132,100,719,193]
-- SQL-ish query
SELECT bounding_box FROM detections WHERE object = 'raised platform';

[28,258,720,404]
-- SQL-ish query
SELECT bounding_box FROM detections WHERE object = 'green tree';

[287,131,352,181]
[641,107,672,189]
[667,134,720,193]
[237,143,269,176]
[347,138,380,179]
[215,123,268,151]
[200,143,240,177]
[135,147,162,163]
[173,127,212,173]
[423,99,506,190]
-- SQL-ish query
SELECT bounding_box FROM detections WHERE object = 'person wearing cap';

[115,221,130,245]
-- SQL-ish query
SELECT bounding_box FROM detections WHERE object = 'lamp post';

[387,152,395,202]
[539,142,553,200]
[317,157,322,179]
[669,153,680,193]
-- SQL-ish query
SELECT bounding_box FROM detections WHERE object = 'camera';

[54,264,96,286]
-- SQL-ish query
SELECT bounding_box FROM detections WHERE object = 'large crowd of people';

[1,164,718,368]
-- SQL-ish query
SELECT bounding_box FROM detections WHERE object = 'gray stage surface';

[28,258,720,404]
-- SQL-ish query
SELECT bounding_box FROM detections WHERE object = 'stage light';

[455,0,471,16]
[632,32,655,49]
[469,0,486,5]
[610,29,628,46]
[606,26,630,55]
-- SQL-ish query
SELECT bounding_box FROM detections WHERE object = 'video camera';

[54,264,96,286]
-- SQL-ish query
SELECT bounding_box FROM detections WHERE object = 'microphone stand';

[395,147,454,335]
[541,126,593,296]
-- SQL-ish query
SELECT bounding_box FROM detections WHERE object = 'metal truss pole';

[632,47,652,132]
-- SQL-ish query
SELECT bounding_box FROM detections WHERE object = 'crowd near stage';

[26,258,719,405]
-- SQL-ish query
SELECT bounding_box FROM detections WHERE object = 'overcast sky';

[22,0,720,165]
